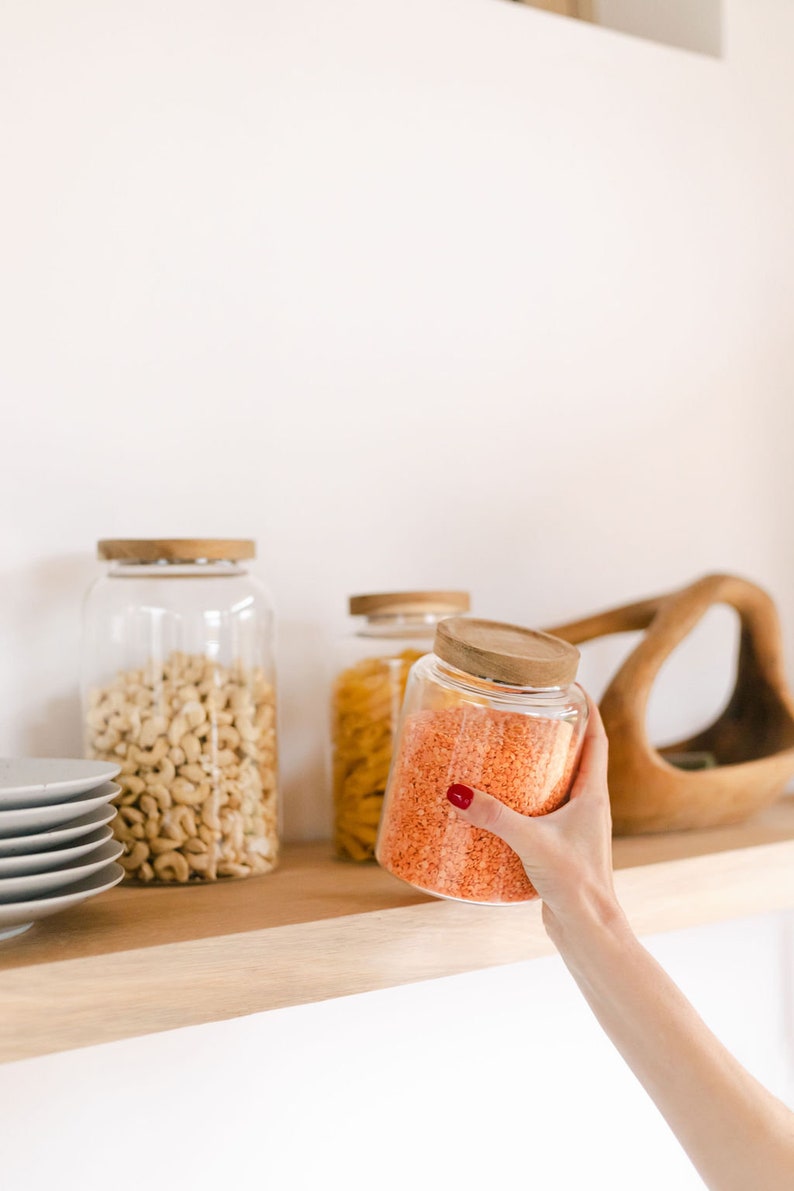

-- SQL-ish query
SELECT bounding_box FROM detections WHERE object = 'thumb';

[446,784,535,853]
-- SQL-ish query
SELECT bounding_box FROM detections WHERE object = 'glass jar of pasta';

[82,539,279,884]
[330,591,470,861]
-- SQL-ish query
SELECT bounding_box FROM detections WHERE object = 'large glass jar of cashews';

[81,539,279,885]
[330,591,470,861]
[376,618,588,905]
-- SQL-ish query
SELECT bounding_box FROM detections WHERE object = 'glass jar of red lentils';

[375,617,588,905]
[330,591,470,861]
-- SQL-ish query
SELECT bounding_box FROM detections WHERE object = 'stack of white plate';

[0,759,125,942]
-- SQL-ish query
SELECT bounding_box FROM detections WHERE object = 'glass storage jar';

[82,539,279,884]
[376,617,588,904]
[330,590,470,861]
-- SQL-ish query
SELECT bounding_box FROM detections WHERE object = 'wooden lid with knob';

[349,591,470,616]
[97,539,256,562]
[434,617,580,687]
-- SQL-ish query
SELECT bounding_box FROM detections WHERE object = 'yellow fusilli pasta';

[331,650,424,861]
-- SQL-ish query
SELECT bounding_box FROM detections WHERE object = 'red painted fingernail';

[446,783,474,809]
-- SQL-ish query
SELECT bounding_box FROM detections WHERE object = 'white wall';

[2,0,794,840]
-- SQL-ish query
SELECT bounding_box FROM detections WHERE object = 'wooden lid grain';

[98,539,256,562]
[349,591,470,616]
[434,617,580,687]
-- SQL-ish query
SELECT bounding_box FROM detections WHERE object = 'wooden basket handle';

[546,573,794,759]
[550,573,784,684]
[544,594,665,645]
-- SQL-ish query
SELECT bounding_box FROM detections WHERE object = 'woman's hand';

[446,697,625,941]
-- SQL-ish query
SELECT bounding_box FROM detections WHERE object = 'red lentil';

[377,704,577,903]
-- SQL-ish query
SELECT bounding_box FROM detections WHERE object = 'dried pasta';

[331,650,424,860]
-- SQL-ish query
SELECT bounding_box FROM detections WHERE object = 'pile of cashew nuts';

[86,651,278,883]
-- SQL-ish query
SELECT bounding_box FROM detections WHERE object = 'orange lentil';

[377,704,578,904]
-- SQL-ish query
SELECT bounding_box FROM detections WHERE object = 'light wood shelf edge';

[2,800,794,1065]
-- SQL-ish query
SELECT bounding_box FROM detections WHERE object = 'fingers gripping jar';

[376,618,588,904]
[331,591,470,861]
[82,539,279,884]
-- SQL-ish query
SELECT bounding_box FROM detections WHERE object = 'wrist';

[542,884,633,957]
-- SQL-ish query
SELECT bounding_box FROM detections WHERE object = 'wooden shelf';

[2,796,794,1065]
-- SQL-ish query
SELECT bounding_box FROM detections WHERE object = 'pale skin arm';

[446,701,794,1191]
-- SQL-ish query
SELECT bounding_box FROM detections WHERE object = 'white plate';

[0,758,120,808]
[0,783,120,839]
[0,862,124,942]
[0,826,115,878]
[0,838,123,901]
[0,804,117,857]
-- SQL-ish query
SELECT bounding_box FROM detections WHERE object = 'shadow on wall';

[24,693,84,759]
[510,0,723,59]
[0,553,96,759]
[276,619,333,842]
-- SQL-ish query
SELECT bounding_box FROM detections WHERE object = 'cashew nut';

[86,650,278,883]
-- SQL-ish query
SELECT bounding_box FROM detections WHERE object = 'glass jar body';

[376,654,588,904]
[330,614,444,861]
[81,561,279,884]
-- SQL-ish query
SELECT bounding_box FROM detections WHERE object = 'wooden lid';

[97,539,256,562]
[434,617,580,687]
[349,591,470,616]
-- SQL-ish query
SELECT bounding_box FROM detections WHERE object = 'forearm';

[546,899,794,1191]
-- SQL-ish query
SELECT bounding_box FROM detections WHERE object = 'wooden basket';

[545,574,794,834]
